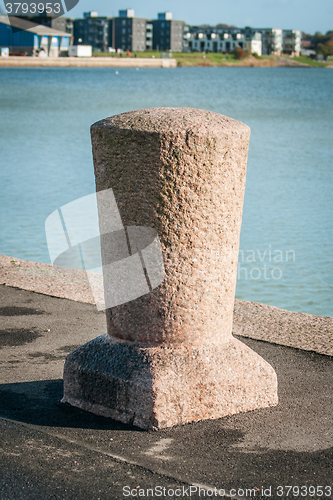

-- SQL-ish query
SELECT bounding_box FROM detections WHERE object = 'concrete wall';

[0,56,177,67]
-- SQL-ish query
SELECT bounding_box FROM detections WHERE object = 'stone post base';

[62,335,278,430]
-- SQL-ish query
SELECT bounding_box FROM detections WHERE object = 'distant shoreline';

[0,56,177,68]
[0,55,332,69]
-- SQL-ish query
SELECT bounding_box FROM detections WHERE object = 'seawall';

[0,56,177,68]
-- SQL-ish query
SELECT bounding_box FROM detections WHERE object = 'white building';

[261,28,283,55]
[242,28,283,55]
[282,30,302,56]
[184,24,302,56]
[243,27,301,56]
[185,31,262,56]
[246,32,262,55]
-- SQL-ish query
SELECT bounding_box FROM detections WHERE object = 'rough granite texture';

[1,253,331,356]
[61,107,278,429]
[232,299,333,356]
[91,107,251,346]
[0,254,95,303]
[63,334,278,430]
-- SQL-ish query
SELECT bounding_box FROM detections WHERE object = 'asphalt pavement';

[1,284,332,500]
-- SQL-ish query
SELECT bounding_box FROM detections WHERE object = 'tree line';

[303,31,333,57]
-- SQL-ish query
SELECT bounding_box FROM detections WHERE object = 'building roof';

[0,15,70,37]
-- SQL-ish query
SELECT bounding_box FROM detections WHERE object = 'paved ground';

[1,284,333,500]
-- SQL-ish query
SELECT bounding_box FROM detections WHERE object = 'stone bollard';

[62,108,278,430]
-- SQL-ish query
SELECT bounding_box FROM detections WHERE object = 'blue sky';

[68,0,332,34]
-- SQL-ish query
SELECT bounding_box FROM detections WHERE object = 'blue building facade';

[0,15,70,56]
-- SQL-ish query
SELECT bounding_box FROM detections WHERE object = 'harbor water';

[0,67,332,316]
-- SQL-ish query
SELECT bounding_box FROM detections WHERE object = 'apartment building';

[242,27,301,56]
[73,11,109,52]
[109,9,152,52]
[282,29,302,56]
[185,29,262,55]
[243,27,283,55]
[152,12,184,52]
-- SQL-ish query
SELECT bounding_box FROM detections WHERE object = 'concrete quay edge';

[0,56,177,68]
[1,253,332,356]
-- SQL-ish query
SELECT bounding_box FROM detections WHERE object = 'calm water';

[0,67,332,316]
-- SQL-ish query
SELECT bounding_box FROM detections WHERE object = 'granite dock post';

[62,107,278,430]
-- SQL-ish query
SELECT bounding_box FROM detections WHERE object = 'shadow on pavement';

[0,379,144,431]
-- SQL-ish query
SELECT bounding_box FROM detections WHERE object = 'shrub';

[234,46,249,60]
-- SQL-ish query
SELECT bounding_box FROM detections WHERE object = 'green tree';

[316,41,333,56]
